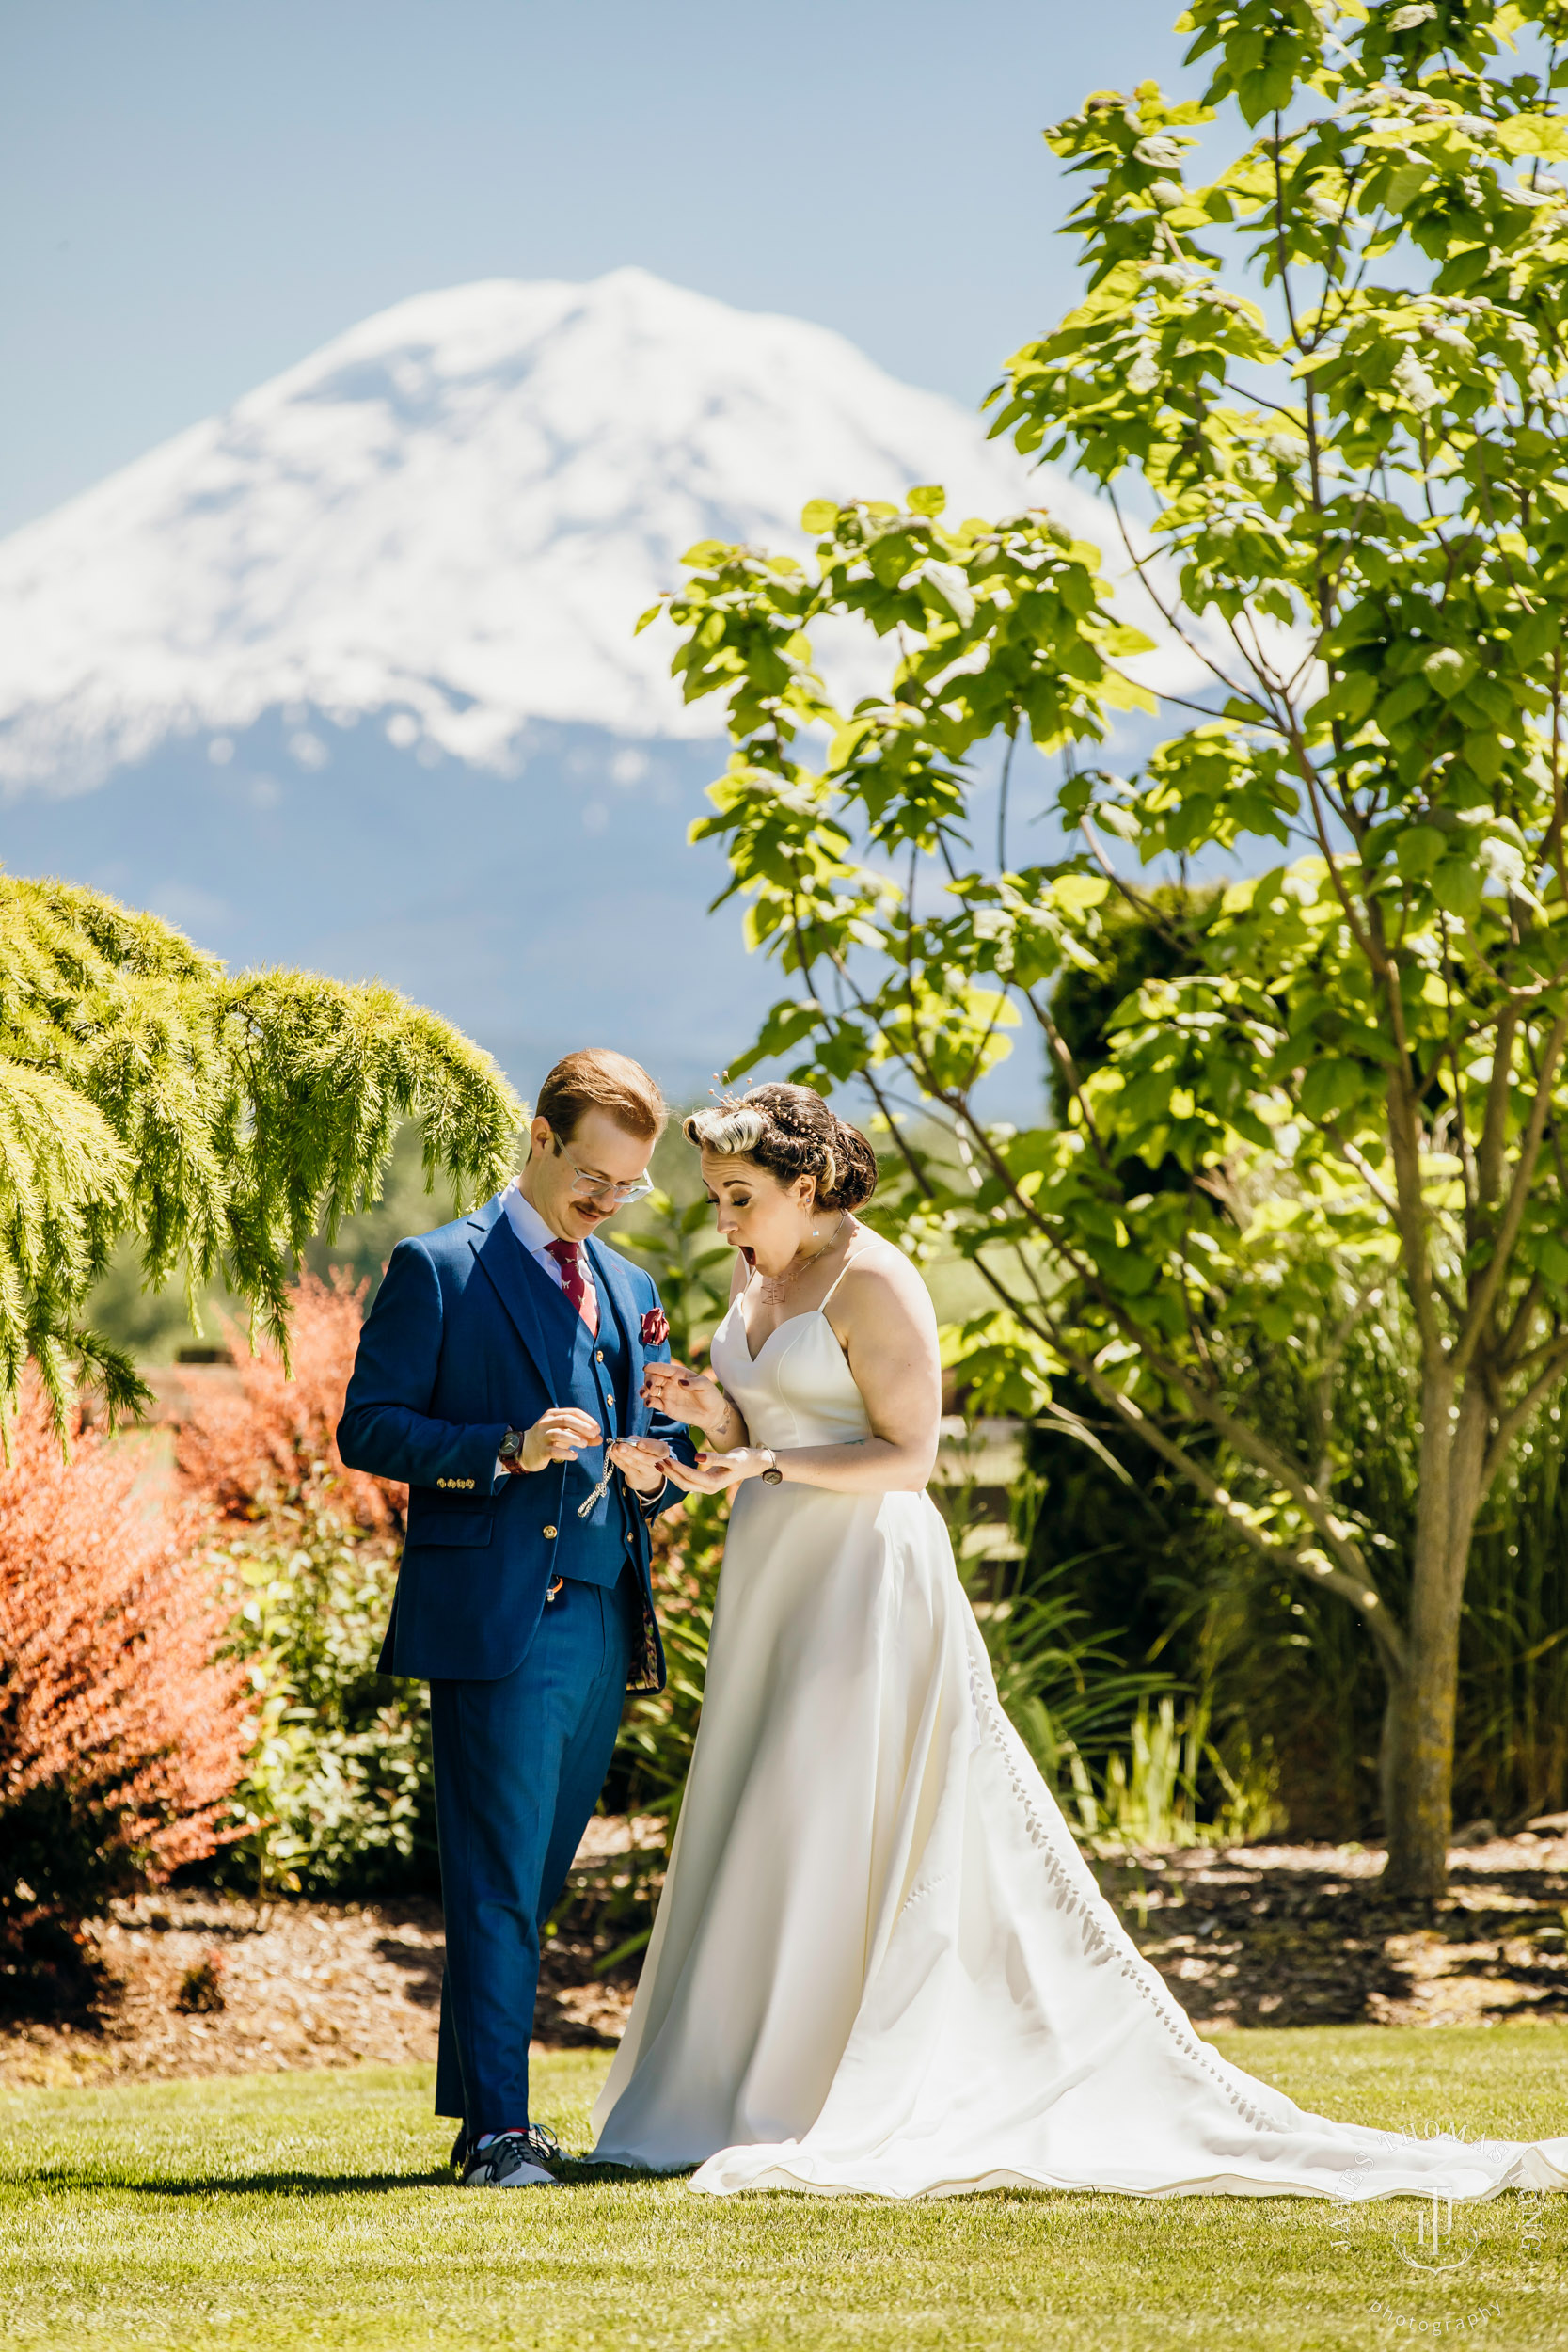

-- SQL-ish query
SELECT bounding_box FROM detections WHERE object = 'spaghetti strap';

[818,1246,868,1311]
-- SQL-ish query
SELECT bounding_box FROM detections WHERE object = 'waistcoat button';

[543,1524,558,1540]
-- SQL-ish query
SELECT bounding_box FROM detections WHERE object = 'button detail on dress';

[543,1524,558,1540]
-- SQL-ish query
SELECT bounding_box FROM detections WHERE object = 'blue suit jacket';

[336,1194,693,1688]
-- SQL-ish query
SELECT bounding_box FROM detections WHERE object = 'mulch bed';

[0,1817,661,2090]
[4,1823,1564,2089]
[1096,1827,1568,2030]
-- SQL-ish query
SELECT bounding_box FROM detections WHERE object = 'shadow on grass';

[17,2160,691,2198]
[22,2166,453,2197]
[555,2158,697,2186]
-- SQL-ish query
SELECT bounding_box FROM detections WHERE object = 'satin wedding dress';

[591,1281,1568,2202]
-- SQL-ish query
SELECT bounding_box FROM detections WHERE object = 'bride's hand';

[641,1359,733,1439]
[606,1437,673,1497]
[659,1447,767,1496]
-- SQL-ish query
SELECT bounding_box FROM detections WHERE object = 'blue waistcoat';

[521,1238,640,1589]
[336,1191,697,1686]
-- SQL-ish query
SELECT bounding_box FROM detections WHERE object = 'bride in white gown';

[593,1084,1567,2203]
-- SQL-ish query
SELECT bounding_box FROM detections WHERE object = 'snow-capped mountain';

[0,267,1090,795]
[0,270,1131,1104]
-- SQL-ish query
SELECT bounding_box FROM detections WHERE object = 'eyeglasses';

[547,1129,655,1206]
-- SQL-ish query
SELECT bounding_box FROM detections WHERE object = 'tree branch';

[1476,1002,1520,1209]
[1104,489,1259,707]
[1452,1011,1568,1378]
[1499,1272,1545,1373]
[1059,1329,1407,1678]
[1481,1336,1568,1488]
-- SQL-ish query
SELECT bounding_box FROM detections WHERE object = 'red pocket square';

[641,1308,670,1347]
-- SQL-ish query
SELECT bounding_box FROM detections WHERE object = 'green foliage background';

[87,1125,463,1365]
[220,1521,436,1900]
[630,0,1568,1892]
[1,875,519,1434]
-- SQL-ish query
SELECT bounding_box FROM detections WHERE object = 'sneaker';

[459,2125,562,2189]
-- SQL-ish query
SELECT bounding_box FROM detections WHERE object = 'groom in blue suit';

[338,1049,695,2187]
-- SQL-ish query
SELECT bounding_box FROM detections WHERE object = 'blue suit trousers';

[431,1568,641,2137]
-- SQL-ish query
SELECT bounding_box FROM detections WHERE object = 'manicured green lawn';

[2,2029,1564,2350]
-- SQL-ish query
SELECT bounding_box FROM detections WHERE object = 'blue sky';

[3,1,1199,536]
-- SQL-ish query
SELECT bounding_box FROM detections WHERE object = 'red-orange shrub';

[0,1376,251,2008]
[176,1269,404,1530]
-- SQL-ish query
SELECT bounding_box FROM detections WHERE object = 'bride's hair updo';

[682,1084,879,1213]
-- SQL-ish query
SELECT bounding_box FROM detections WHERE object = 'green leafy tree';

[0,875,520,1431]
[649,0,1568,1893]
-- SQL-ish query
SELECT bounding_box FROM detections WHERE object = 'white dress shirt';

[502,1181,599,1332]
[493,1182,604,1487]
[498,1180,670,1520]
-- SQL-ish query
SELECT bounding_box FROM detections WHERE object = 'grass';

[2,2030,1565,2350]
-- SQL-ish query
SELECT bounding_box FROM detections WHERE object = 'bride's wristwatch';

[758,1448,784,1486]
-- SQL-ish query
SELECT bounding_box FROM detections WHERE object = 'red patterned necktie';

[546,1238,598,1334]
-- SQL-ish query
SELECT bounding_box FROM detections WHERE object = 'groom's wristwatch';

[759,1448,784,1486]
[498,1428,529,1474]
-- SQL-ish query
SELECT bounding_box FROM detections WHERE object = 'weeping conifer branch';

[0,874,522,1442]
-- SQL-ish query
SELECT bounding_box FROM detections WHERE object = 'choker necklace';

[755,1213,849,1306]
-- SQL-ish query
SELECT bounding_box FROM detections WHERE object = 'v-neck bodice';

[709,1296,871,1452]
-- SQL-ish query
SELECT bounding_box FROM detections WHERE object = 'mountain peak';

[0,270,1063,797]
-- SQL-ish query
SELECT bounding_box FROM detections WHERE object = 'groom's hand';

[607,1436,673,1497]
[514,1407,602,1474]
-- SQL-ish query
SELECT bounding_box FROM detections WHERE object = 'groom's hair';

[535,1049,667,1146]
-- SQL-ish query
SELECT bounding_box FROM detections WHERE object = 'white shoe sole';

[463,2158,556,2188]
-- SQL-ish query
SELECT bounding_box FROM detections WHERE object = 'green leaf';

[1385,161,1433,214]
[1495,113,1568,161]
[907,485,947,516]
[1393,825,1447,880]
[1328,670,1377,726]
[1378,676,1430,729]
[914,559,975,627]
[1422,648,1475,700]
[1462,733,1504,787]
[1430,859,1484,920]
[1535,1234,1568,1285]
[1297,1059,1365,1122]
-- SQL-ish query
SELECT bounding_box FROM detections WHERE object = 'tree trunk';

[1379,1626,1458,1897]
[1379,1389,1489,1896]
